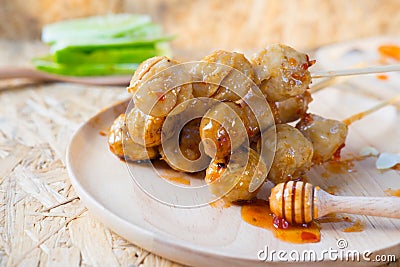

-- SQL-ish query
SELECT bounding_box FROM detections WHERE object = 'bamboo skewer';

[342,94,400,126]
[311,64,400,78]
[269,181,400,224]
[309,63,367,94]
[309,77,340,94]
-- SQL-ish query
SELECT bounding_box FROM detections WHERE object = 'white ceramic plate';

[67,38,400,266]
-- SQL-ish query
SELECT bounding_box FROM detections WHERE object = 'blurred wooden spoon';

[0,67,131,86]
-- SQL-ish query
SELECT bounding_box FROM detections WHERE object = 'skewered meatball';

[108,114,158,161]
[126,107,167,147]
[189,50,253,98]
[128,56,164,92]
[159,119,206,172]
[275,91,313,123]
[296,114,348,163]
[241,101,274,140]
[128,56,192,117]
[179,119,203,161]
[205,147,267,203]
[176,83,194,106]
[261,124,313,184]
[210,52,255,102]
[252,44,314,102]
[200,102,247,159]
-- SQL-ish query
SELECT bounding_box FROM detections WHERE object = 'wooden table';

[0,40,183,267]
[1,39,399,267]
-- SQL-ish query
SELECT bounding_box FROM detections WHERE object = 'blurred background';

[1,0,400,57]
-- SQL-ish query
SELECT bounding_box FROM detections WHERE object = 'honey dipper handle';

[311,64,400,78]
[318,191,400,219]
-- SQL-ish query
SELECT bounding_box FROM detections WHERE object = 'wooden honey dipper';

[269,181,400,224]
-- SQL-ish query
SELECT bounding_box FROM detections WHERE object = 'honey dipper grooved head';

[269,181,318,224]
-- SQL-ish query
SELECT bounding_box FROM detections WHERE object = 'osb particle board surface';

[0,40,183,267]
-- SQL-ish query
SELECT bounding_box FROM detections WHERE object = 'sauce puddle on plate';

[99,130,108,136]
[160,175,191,186]
[376,74,388,80]
[241,199,320,243]
[342,219,365,233]
[151,160,206,186]
[209,198,231,208]
[318,214,366,233]
[392,164,400,171]
[321,157,364,178]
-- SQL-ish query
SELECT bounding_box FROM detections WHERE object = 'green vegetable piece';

[32,56,138,76]
[42,14,151,43]
[36,14,173,76]
[50,35,174,53]
[54,47,159,64]
[114,23,162,38]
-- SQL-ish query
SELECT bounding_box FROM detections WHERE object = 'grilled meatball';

[159,119,205,172]
[108,114,158,161]
[126,107,166,147]
[275,91,313,123]
[261,124,313,183]
[296,113,348,163]
[252,44,314,102]
[205,147,267,203]
[128,56,192,117]
[210,51,255,102]
[189,50,254,99]
[200,102,247,159]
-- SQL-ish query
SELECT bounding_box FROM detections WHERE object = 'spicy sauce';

[376,74,388,80]
[209,198,231,208]
[325,160,356,174]
[152,160,191,185]
[332,144,345,161]
[342,219,365,233]
[392,164,400,171]
[323,159,356,175]
[321,155,373,179]
[325,185,338,195]
[241,199,321,243]
[161,176,191,185]
[317,214,365,233]
[378,45,400,61]
[385,188,400,197]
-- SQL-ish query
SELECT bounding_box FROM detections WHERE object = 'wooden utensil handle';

[326,194,400,219]
[0,66,131,86]
[311,64,400,78]
[0,67,49,80]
